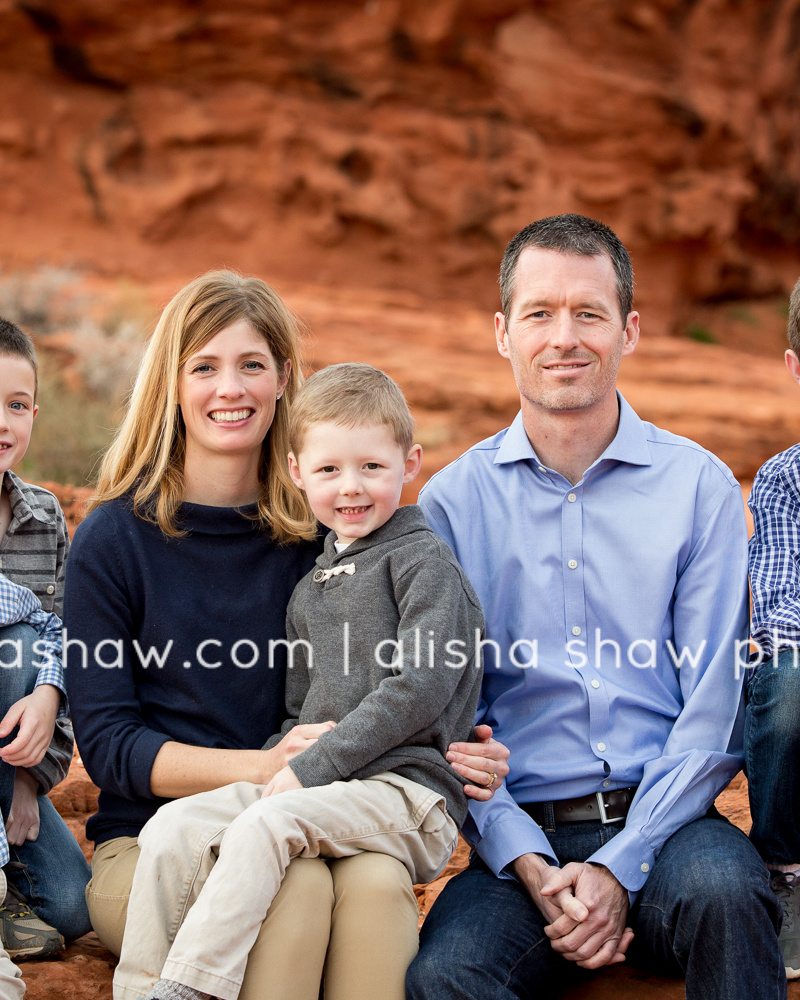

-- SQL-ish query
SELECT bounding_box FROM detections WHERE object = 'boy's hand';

[0,685,61,768]
[275,721,337,767]
[261,765,303,798]
[5,769,40,845]
[447,724,510,801]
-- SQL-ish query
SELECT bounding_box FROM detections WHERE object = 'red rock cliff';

[1,0,799,335]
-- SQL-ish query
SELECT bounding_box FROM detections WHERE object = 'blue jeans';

[0,623,91,941]
[746,650,800,865]
[406,811,786,1000]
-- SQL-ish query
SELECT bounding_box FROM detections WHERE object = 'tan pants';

[114,775,455,1000]
[89,822,420,1000]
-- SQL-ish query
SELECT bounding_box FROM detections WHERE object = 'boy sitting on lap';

[114,363,485,1000]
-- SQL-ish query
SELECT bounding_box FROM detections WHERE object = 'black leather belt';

[521,786,637,827]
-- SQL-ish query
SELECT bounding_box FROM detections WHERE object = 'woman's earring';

[276,393,282,400]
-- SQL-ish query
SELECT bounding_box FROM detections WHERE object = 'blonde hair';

[89,270,316,542]
[289,363,414,456]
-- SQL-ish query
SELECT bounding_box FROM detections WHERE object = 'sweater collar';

[320,504,429,564]
[175,500,263,535]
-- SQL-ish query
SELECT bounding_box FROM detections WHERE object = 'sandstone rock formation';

[0,0,798,337]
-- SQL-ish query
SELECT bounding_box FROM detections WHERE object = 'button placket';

[562,484,612,761]
[562,488,585,661]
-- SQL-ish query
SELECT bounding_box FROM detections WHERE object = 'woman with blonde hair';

[63,271,507,1000]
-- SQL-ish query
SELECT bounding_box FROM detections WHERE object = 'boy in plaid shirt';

[0,319,91,996]
[747,276,800,981]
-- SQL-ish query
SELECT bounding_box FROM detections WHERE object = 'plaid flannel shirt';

[748,443,800,663]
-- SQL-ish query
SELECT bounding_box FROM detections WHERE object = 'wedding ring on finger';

[486,771,497,787]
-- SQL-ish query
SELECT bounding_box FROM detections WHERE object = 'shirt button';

[568,559,578,569]
[538,466,546,473]
[567,493,577,503]
[603,780,610,788]
[46,584,55,595]
[572,626,581,636]
[641,863,650,873]
[597,742,606,752]
[591,679,600,689]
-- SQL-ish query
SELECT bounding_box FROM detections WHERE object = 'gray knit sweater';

[264,505,484,827]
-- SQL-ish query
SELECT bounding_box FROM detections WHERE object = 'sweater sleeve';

[289,555,484,787]
[63,509,171,802]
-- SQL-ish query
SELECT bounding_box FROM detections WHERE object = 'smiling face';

[288,421,422,544]
[178,318,290,470]
[495,247,639,417]
[0,355,38,481]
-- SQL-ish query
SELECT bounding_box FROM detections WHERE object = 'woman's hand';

[5,769,41,845]
[274,721,336,767]
[0,685,61,768]
[262,764,303,798]
[446,723,510,801]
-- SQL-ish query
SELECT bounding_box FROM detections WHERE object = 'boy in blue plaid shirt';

[0,320,91,997]
[747,276,800,982]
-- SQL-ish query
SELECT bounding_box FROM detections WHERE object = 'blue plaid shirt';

[749,443,800,663]
[0,573,66,866]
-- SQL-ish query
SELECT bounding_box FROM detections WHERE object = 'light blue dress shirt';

[419,394,749,893]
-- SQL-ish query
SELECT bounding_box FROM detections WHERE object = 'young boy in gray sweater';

[117,363,486,1000]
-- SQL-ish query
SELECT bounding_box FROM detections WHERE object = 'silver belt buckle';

[596,791,624,825]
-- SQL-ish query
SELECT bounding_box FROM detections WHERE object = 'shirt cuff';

[34,665,66,697]
[289,741,342,787]
[476,815,559,879]
[33,670,68,717]
[586,825,656,892]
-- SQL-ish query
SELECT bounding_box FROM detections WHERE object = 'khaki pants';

[114,775,456,1000]
[89,813,421,1000]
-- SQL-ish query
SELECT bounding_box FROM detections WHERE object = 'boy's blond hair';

[289,363,414,455]
[789,276,800,356]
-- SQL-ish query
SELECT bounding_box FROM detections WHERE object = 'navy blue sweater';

[63,497,320,845]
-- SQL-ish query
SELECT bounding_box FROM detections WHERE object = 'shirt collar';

[3,471,55,525]
[321,504,428,564]
[494,392,652,469]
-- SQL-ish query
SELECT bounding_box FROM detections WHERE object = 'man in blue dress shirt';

[406,215,785,999]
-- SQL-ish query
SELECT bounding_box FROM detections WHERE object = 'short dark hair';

[499,214,634,327]
[789,277,800,356]
[0,317,38,398]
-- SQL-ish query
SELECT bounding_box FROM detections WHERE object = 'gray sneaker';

[0,881,64,960]
[771,871,800,980]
